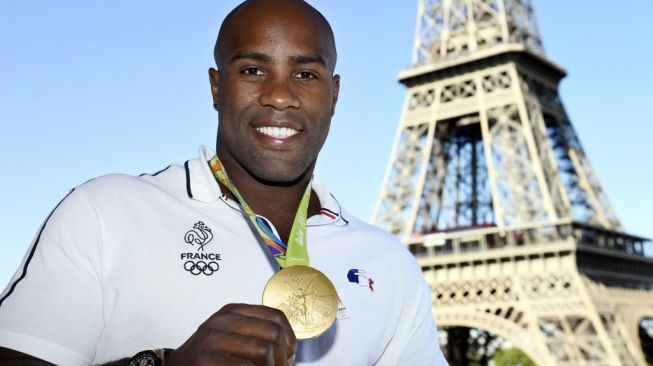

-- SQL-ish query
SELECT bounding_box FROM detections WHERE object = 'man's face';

[210,5,340,184]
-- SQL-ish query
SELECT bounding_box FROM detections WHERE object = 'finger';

[209,330,275,366]
[223,304,298,357]
[211,312,287,365]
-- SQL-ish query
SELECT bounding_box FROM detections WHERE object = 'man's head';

[209,0,340,185]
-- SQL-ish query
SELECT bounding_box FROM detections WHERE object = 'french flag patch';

[347,269,374,292]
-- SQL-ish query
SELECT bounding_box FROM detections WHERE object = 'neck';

[215,155,321,244]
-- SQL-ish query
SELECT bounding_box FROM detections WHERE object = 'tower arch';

[374,4,653,364]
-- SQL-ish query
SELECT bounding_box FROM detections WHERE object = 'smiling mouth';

[255,126,300,139]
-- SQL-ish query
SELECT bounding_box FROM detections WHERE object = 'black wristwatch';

[128,349,173,366]
[128,350,160,366]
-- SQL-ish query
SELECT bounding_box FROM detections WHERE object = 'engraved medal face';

[262,265,338,340]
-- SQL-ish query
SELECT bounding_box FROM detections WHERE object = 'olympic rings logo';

[184,260,220,276]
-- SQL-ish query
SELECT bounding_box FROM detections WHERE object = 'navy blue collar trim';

[184,160,193,199]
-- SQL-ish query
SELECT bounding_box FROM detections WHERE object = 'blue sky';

[1,1,652,287]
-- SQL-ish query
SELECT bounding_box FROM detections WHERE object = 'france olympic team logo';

[347,269,374,292]
[181,221,221,276]
[184,260,219,276]
[184,221,213,251]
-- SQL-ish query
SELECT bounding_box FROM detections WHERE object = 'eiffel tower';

[372,1,653,365]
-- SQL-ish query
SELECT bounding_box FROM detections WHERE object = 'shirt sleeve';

[0,187,104,366]
[376,260,449,366]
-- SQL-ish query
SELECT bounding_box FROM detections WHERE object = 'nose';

[259,76,300,110]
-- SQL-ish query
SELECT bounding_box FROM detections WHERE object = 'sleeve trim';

[0,189,75,308]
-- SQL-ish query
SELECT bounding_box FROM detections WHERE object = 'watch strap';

[128,348,173,366]
[128,350,159,366]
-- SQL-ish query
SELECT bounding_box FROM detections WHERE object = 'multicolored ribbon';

[209,156,311,268]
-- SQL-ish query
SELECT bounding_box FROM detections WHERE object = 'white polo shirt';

[0,146,447,365]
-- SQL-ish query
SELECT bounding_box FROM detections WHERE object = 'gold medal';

[262,265,338,340]
[211,158,334,338]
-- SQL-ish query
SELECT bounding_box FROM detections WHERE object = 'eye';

[294,71,318,80]
[241,67,265,76]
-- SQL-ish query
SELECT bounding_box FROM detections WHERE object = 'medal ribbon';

[209,156,310,268]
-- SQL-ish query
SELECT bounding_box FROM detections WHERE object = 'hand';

[167,303,297,366]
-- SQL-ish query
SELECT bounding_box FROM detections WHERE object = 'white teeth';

[255,126,299,138]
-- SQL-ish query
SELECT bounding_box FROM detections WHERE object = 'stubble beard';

[216,122,329,187]
[237,147,318,186]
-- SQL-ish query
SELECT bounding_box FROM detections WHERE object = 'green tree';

[492,348,536,366]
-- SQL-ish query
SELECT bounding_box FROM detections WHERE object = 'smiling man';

[0,1,448,365]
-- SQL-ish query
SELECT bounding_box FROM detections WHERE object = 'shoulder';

[310,180,419,273]
[72,162,189,204]
[341,212,400,247]
[74,146,218,205]
[336,210,423,276]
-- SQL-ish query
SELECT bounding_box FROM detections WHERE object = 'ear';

[208,68,220,110]
[331,74,340,116]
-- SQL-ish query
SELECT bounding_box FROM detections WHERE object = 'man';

[0,0,448,365]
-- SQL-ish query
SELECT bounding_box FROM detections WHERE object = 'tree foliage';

[492,347,536,366]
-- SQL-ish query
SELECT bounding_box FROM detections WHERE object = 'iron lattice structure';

[372,1,653,365]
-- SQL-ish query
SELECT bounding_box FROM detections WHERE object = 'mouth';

[252,124,302,149]
[255,126,300,139]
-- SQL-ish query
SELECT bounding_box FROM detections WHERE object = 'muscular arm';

[0,304,296,366]
[0,348,55,365]
[0,348,133,366]
[0,348,132,366]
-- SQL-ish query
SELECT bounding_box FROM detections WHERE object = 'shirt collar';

[184,145,223,203]
[185,145,348,226]
[308,177,348,226]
